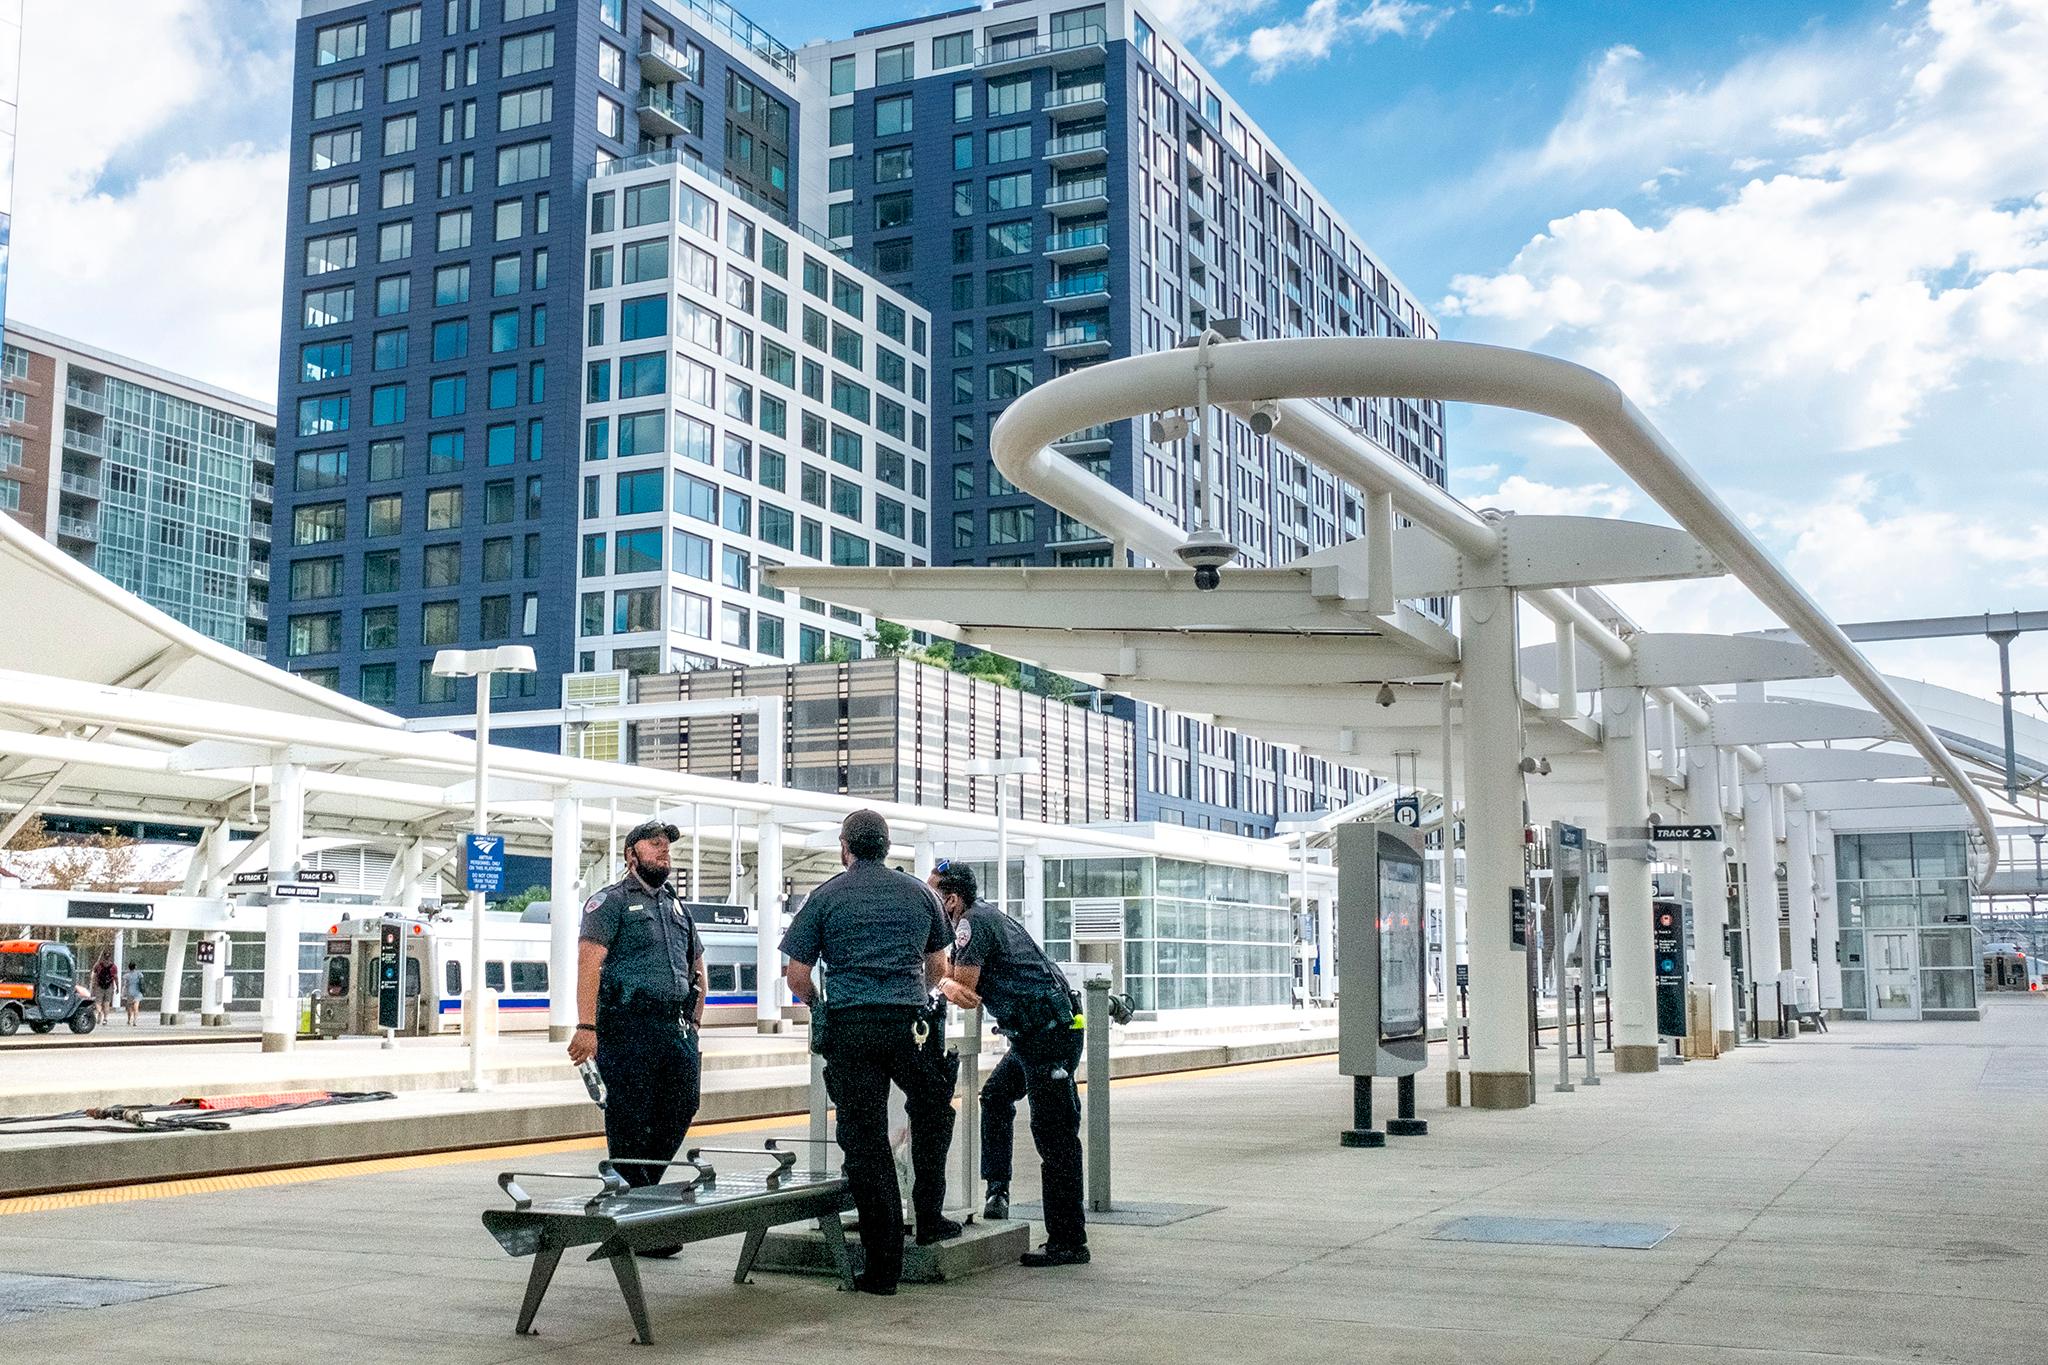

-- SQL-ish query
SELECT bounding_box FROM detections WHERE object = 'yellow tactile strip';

[0,1052,1328,1217]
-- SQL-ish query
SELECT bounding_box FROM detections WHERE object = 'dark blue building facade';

[274,0,797,739]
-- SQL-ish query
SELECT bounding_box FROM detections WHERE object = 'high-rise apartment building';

[277,0,926,736]
[274,0,1438,831]
[801,1,1446,830]
[0,323,276,654]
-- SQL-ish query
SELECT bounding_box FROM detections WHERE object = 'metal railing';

[1046,225,1110,253]
[1046,82,1107,109]
[58,470,101,498]
[57,515,98,541]
[1045,130,1108,158]
[62,426,106,458]
[1047,273,1109,301]
[1053,423,1113,444]
[977,24,1106,67]
[1046,178,1108,206]
[640,32,700,80]
[1047,323,1109,348]
[637,88,697,133]
[64,384,107,414]
[660,0,793,78]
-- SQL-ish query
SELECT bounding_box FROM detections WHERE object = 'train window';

[446,961,462,996]
[325,956,351,998]
[511,961,548,993]
[406,957,422,997]
[485,961,506,992]
[707,965,737,991]
[739,964,757,990]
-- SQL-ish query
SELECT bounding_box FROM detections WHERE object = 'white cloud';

[1442,0,2048,455]
[1242,0,1452,79]
[1468,474,1636,519]
[8,1,292,399]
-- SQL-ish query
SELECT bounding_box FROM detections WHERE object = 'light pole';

[967,756,1033,922]
[432,644,536,1093]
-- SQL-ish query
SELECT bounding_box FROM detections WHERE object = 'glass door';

[1867,929,1920,1020]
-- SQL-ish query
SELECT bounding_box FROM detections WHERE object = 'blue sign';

[1392,795,1421,827]
[1560,824,1584,850]
[465,834,505,893]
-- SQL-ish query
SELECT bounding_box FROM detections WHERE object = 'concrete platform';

[1,997,2042,1362]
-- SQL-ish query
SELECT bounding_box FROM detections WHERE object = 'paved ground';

[4,998,2038,1364]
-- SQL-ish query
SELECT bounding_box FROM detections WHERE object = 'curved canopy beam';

[988,336,1997,876]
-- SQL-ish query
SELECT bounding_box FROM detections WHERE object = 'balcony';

[252,477,274,504]
[61,426,106,458]
[58,470,101,500]
[1044,223,1110,262]
[976,24,1106,73]
[640,32,698,83]
[1043,128,1108,168]
[1045,81,1107,114]
[637,88,694,137]
[251,521,271,543]
[1052,423,1113,450]
[248,559,270,584]
[1046,272,1110,307]
[64,384,107,415]
[1045,322,1111,355]
[1048,514,1108,545]
[57,515,97,543]
[1045,177,1109,213]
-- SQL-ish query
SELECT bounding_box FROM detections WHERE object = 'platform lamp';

[432,644,537,1092]
[965,755,1034,925]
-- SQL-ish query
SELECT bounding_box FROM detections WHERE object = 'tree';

[869,620,911,657]
[916,638,958,669]
[826,638,858,664]
[4,815,53,852]
[961,650,1023,690]
[496,884,551,915]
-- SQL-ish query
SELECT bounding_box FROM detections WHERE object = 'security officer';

[782,810,960,1295]
[933,861,1089,1267]
[567,820,707,1192]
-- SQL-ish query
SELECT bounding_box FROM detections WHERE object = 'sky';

[10,0,2046,710]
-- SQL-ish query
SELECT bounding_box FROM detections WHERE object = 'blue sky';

[12,0,2046,704]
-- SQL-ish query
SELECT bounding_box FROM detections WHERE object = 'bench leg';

[608,1250,656,1345]
[514,1244,564,1336]
[733,1225,768,1285]
[817,1212,856,1291]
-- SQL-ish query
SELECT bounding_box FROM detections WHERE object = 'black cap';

[622,819,680,852]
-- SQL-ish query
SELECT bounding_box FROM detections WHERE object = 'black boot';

[982,1182,1009,1220]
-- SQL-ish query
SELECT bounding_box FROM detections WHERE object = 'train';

[1982,943,2048,993]
[314,903,769,1035]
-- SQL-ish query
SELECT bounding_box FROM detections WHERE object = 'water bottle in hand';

[577,1058,607,1109]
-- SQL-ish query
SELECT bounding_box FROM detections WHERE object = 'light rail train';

[1982,943,2047,992]
[315,904,766,1035]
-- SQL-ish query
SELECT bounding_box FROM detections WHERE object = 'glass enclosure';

[1834,830,1977,1019]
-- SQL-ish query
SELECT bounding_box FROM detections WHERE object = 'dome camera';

[1176,529,1239,591]
[1374,682,1397,708]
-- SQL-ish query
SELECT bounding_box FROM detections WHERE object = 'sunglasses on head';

[932,858,954,874]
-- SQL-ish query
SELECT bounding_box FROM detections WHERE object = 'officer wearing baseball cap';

[781,809,960,1294]
[568,819,707,1197]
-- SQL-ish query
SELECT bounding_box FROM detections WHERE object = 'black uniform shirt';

[780,860,947,1009]
[950,905,1074,1032]
[580,874,703,1009]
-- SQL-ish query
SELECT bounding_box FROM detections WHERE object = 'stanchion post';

[808,1050,829,1177]
[1084,978,1111,1213]
[959,1004,983,1216]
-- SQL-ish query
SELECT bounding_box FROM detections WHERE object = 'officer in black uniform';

[567,820,707,1191]
[933,861,1089,1267]
[781,810,960,1295]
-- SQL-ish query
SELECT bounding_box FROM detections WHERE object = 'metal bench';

[481,1140,854,1344]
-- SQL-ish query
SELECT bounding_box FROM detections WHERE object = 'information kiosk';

[1336,821,1430,1148]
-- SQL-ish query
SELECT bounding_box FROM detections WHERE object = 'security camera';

[1536,756,1552,776]
[1518,756,1539,774]
[1149,413,1190,443]
[1374,682,1397,708]
[1176,528,1239,591]
[1248,399,1283,437]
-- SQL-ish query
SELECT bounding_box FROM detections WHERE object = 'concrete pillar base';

[261,1031,293,1053]
[1614,1045,1660,1073]
[159,1012,187,1027]
[1467,1071,1532,1110]
[757,1019,786,1035]
[1715,1030,1737,1054]
[1444,1070,1463,1107]
[548,1025,573,1043]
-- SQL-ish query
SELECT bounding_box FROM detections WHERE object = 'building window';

[933,31,971,68]
[386,60,420,102]
[368,439,404,482]
[314,19,366,66]
[361,604,399,650]
[500,84,552,131]
[370,382,407,425]
[422,601,460,646]
[874,192,912,230]
[367,494,403,537]
[875,43,912,85]
[424,543,461,587]
[360,662,398,705]
[497,139,552,185]
[874,94,912,137]
[986,125,1031,164]
[501,30,554,77]
[312,73,364,118]
[426,486,463,529]
[288,612,342,657]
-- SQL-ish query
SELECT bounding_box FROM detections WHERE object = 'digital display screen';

[1379,850,1425,1038]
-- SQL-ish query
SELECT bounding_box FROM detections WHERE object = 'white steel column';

[914,841,935,879]
[1023,852,1046,944]
[261,761,305,1053]
[1814,813,1843,1011]
[1603,688,1660,1073]
[1785,802,1820,1012]
[1312,834,1335,1003]
[1686,737,1735,1052]
[1740,780,1785,1035]
[755,818,784,1033]
[548,795,582,1042]
[1439,678,1461,1090]
[1460,586,1532,1109]
[159,929,190,1026]
[400,838,425,910]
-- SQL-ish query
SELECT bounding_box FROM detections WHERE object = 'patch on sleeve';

[583,893,605,915]
[954,918,972,950]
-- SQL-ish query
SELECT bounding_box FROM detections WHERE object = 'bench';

[1789,1005,1829,1033]
[480,1141,854,1344]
